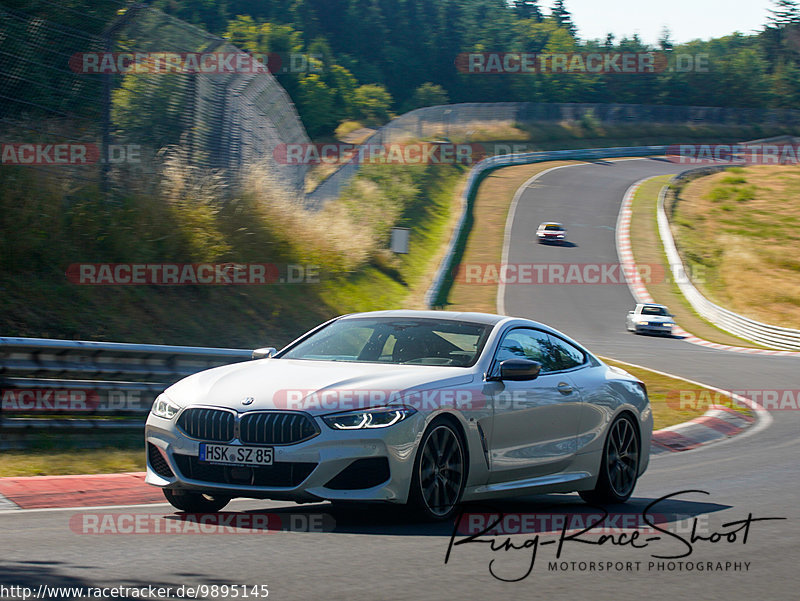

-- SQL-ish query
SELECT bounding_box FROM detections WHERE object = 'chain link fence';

[308,102,800,207]
[0,1,309,195]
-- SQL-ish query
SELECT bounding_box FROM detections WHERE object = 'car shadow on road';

[632,331,687,340]
[161,493,731,537]
[537,240,578,248]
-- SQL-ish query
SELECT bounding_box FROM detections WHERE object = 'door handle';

[557,382,573,394]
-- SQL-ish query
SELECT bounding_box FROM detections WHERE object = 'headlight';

[636,320,649,325]
[323,406,417,430]
[151,394,180,419]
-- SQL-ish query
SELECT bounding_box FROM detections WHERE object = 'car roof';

[339,309,506,325]
[539,222,564,227]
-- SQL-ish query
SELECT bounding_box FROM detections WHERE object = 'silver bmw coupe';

[146,310,651,519]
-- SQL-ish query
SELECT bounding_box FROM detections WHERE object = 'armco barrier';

[424,146,667,308]
[0,337,252,442]
[657,169,800,350]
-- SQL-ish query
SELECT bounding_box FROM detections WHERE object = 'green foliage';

[297,73,337,137]
[404,83,450,112]
[353,84,393,126]
[17,0,800,139]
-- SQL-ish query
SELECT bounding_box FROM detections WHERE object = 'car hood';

[164,358,476,415]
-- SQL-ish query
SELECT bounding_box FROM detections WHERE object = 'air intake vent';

[177,408,236,442]
[240,412,318,445]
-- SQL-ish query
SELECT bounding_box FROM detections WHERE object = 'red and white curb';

[651,406,755,454]
[0,490,19,510]
[616,178,800,357]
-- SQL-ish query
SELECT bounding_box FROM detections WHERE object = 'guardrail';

[0,337,253,442]
[424,145,668,308]
[658,169,800,350]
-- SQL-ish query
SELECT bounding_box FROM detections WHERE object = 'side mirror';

[252,347,277,360]
[627,310,634,314]
[498,358,542,381]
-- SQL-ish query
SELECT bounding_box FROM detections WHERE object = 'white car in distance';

[626,303,676,335]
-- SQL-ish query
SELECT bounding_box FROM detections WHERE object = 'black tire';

[163,489,231,512]
[580,414,640,505]
[409,419,467,521]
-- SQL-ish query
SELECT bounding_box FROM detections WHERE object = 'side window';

[494,328,560,373]
[548,335,586,370]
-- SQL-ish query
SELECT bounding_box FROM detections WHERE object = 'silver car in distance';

[146,310,652,520]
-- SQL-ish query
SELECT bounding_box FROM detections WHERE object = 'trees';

[767,0,800,28]
[353,84,393,125]
[403,83,450,112]
[135,0,800,138]
[549,0,577,38]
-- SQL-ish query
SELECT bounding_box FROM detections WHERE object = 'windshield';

[642,306,669,316]
[544,224,563,231]
[281,318,492,367]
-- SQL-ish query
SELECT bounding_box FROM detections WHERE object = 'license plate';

[199,444,273,466]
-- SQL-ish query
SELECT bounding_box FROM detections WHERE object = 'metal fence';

[308,102,800,207]
[0,2,309,195]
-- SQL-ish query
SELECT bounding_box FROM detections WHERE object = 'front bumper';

[634,323,674,335]
[537,234,565,243]
[145,411,426,504]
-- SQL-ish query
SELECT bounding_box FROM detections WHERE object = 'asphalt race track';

[2,159,798,601]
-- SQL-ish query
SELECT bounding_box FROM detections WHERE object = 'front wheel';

[409,420,467,520]
[163,489,231,512]
[580,414,640,505]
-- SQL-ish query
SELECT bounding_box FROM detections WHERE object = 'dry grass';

[245,164,375,272]
[674,164,800,328]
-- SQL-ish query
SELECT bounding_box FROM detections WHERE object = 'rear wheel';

[163,489,231,512]
[580,414,640,504]
[409,420,467,520]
